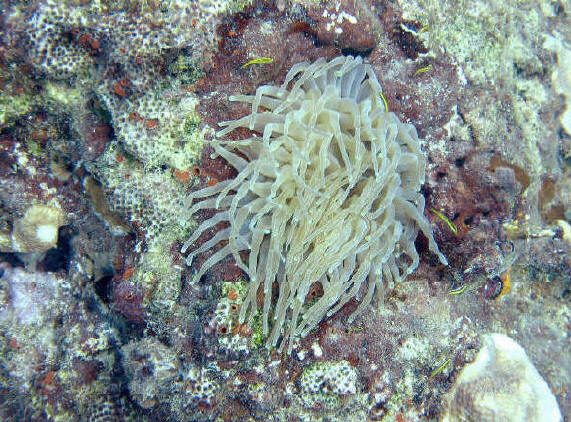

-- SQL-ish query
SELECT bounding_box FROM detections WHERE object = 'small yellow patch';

[413,64,433,77]
[379,91,389,113]
[496,268,511,299]
[430,358,451,380]
[448,284,467,295]
[241,57,274,68]
[418,25,430,34]
[431,208,458,235]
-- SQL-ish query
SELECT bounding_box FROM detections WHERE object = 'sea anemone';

[183,55,447,352]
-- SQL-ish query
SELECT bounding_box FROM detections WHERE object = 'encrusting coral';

[183,55,447,352]
[5,204,66,253]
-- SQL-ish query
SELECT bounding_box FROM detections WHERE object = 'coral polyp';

[183,55,447,351]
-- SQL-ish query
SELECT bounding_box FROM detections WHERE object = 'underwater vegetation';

[183,55,447,352]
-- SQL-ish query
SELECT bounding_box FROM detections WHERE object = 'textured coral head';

[183,55,447,352]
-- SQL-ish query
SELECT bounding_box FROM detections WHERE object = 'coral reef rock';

[442,333,562,422]
[8,204,65,253]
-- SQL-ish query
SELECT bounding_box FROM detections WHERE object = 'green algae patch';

[0,92,33,127]
[45,82,83,109]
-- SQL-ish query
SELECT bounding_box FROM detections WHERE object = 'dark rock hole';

[42,225,75,272]
[94,273,115,304]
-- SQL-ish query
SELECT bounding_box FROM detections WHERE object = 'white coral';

[183,55,447,351]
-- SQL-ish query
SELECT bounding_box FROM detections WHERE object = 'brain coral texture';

[183,55,447,351]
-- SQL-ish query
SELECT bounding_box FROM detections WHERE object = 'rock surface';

[443,333,562,422]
